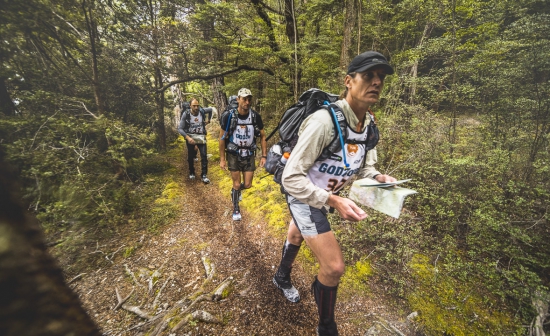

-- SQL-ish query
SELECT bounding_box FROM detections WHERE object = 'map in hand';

[349,178,417,219]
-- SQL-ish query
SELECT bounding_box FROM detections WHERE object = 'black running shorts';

[226,152,256,172]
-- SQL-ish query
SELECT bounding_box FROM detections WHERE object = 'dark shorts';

[227,152,256,172]
[286,194,331,236]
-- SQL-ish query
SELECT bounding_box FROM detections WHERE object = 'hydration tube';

[221,112,232,140]
[324,101,350,169]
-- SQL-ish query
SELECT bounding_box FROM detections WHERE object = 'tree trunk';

[284,0,301,97]
[155,68,166,150]
[195,0,227,115]
[0,77,15,116]
[211,76,227,114]
[82,0,104,115]
[409,22,433,105]
[149,0,166,150]
[340,0,357,70]
[251,0,289,64]
[0,149,100,336]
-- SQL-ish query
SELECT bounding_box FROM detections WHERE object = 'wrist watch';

[372,174,380,179]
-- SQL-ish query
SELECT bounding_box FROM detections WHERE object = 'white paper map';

[349,178,417,219]
[188,134,206,144]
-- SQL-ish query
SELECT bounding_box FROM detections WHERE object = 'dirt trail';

[68,149,414,335]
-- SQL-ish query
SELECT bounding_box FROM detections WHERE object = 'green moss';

[220,282,234,299]
[123,245,137,258]
[168,316,182,329]
[193,242,209,251]
[407,254,521,336]
[340,259,373,293]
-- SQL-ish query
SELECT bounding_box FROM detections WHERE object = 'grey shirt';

[281,99,381,209]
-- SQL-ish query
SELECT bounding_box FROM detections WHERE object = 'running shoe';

[272,275,300,303]
[189,174,195,180]
[201,175,210,184]
[232,210,241,221]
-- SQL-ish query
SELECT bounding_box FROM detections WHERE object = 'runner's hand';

[259,157,266,168]
[187,137,195,145]
[327,194,367,222]
[220,159,227,170]
[374,174,397,183]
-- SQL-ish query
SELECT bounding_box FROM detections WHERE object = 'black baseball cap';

[347,51,394,75]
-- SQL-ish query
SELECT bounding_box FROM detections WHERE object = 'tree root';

[122,305,152,320]
[124,264,143,288]
[212,277,233,302]
[115,258,235,334]
[113,287,134,311]
[152,276,172,308]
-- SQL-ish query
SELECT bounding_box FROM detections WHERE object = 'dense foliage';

[1,0,548,334]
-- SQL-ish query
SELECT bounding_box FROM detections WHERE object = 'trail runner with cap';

[272,51,397,336]
[219,88,267,221]
[178,98,211,184]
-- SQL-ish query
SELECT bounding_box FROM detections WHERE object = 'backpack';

[264,88,379,184]
[179,101,191,120]
[219,95,239,127]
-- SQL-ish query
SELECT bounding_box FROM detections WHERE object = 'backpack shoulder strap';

[181,109,191,123]
[221,109,235,140]
[317,103,351,168]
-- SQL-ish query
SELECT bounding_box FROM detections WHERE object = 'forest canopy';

[0,0,548,334]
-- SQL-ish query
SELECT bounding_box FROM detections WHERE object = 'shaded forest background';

[0,0,548,334]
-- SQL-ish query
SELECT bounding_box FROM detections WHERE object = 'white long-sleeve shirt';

[281,99,381,209]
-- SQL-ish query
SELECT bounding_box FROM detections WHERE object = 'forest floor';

[54,134,419,336]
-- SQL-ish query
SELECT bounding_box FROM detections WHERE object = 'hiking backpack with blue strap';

[264,88,379,184]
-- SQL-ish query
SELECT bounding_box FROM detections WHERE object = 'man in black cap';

[272,51,397,336]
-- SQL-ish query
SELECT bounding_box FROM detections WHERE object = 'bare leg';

[230,171,242,189]
[287,220,304,246]
[303,231,344,286]
[242,171,254,189]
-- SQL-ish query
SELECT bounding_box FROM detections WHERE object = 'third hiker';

[178,98,210,184]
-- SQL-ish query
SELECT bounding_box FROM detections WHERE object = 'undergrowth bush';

[0,101,183,266]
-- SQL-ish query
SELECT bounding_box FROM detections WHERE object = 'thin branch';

[29,111,59,150]
[122,305,152,320]
[74,101,98,119]
[153,276,173,308]
[113,287,135,310]
[157,65,274,93]
[68,273,87,284]
[258,0,284,15]
[124,264,143,288]
[51,10,83,38]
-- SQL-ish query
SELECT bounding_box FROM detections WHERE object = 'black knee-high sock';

[275,240,300,284]
[231,188,240,211]
[312,277,338,328]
